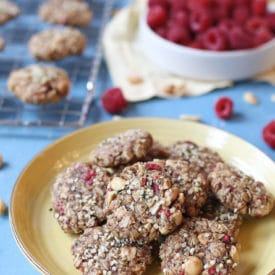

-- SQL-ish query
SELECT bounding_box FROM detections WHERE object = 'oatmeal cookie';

[168,141,223,174]
[105,159,208,243]
[209,162,274,217]
[165,159,209,217]
[28,28,86,61]
[142,141,170,161]
[200,194,243,237]
[7,64,70,104]
[160,218,240,275]
[90,129,153,168]
[72,226,153,275]
[0,0,20,25]
[39,0,92,26]
[52,162,112,234]
[0,36,5,51]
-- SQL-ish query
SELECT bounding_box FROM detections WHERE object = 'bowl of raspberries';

[138,0,275,80]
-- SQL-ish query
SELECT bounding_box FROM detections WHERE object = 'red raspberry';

[254,27,273,46]
[188,0,214,11]
[234,0,250,6]
[228,26,254,50]
[233,5,250,25]
[188,39,205,49]
[262,120,275,149]
[266,12,275,32]
[148,0,168,8]
[202,27,228,51]
[218,19,237,35]
[213,5,230,22]
[155,26,167,38]
[167,24,191,44]
[170,0,188,11]
[246,17,268,34]
[173,10,189,27]
[147,5,167,29]
[101,87,128,114]
[214,96,234,119]
[190,9,213,33]
[252,0,267,16]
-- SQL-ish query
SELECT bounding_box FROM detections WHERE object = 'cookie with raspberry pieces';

[89,129,153,168]
[167,141,223,174]
[51,162,112,234]
[209,162,274,217]
[160,218,240,275]
[72,226,153,275]
[105,159,208,243]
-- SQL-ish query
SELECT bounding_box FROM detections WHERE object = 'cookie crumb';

[179,114,201,122]
[0,199,6,215]
[271,94,275,103]
[243,92,259,105]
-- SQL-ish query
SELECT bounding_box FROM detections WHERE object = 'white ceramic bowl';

[138,12,275,81]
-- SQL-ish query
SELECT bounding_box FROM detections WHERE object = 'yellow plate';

[10,118,275,275]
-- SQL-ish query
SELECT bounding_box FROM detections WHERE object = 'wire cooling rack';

[0,0,113,127]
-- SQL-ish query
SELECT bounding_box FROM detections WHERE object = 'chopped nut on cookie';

[72,226,152,275]
[160,218,240,275]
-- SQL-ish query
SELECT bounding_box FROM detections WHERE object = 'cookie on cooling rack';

[0,0,20,25]
[39,0,92,26]
[28,28,86,61]
[0,36,5,51]
[159,218,240,275]
[72,226,153,275]
[7,64,70,104]
[52,162,113,234]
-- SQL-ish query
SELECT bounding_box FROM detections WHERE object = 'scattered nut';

[184,256,203,275]
[163,84,175,95]
[0,36,5,51]
[110,177,126,191]
[179,114,201,122]
[0,154,3,168]
[243,91,259,105]
[112,115,122,121]
[0,199,6,215]
[127,74,143,85]
[271,94,275,103]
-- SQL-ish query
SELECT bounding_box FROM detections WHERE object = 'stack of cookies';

[51,129,274,275]
[7,0,93,105]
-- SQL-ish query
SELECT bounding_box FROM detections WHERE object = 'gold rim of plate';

[9,118,275,275]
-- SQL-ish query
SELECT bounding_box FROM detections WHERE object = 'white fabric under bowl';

[138,12,275,81]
